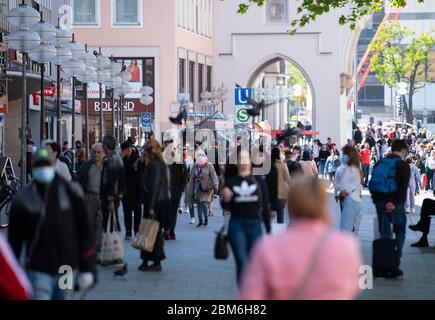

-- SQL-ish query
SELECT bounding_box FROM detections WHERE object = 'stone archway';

[242,53,316,130]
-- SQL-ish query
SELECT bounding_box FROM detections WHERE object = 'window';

[179,58,186,93]
[113,0,141,25]
[198,63,203,102]
[206,65,212,92]
[177,0,212,38]
[189,61,195,104]
[73,0,98,25]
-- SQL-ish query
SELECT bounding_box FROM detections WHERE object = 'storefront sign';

[87,99,153,115]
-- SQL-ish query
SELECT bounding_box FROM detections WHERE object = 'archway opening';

[246,57,314,131]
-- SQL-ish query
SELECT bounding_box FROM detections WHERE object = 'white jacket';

[334,165,362,202]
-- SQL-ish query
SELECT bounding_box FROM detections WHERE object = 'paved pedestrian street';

[85,191,435,300]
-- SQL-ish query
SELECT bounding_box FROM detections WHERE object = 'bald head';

[93,142,104,163]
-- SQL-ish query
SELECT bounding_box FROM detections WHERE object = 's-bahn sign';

[86,99,154,115]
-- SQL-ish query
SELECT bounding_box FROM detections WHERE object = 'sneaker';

[178,208,183,214]
[409,224,423,232]
[101,259,124,267]
[189,217,196,224]
[411,238,429,247]
[139,264,162,272]
[196,222,204,228]
[204,219,208,227]
[405,208,410,214]
[138,262,148,271]
[411,208,416,214]
[392,268,404,277]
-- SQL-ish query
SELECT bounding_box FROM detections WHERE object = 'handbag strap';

[289,230,331,300]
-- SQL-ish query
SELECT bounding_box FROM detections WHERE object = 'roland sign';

[93,101,135,112]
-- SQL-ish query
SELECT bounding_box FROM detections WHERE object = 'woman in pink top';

[240,177,362,300]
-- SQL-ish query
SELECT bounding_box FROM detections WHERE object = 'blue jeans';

[362,164,370,186]
[340,197,362,232]
[190,201,208,223]
[276,199,286,224]
[227,217,263,284]
[374,201,406,258]
[27,270,73,300]
[319,160,326,176]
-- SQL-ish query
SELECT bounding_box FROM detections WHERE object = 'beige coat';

[185,163,219,205]
[275,160,292,200]
[299,160,318,177]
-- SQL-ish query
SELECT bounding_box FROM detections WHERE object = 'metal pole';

[40,63,45,145]
[120,94,124,142]
[99,82,103,140]
[56,64,62,143]
[71,76,76,173]
[20,52,27,187]
[84,82,89,159]
[111,89,115,135]
[116,97,120,141]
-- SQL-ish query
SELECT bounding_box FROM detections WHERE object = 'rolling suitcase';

[372,212,400,278]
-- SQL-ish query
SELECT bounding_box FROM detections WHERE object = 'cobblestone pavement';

[83,190,435,300]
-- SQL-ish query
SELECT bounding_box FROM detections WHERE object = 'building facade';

[71,0,214,145]
[213,0,356,146]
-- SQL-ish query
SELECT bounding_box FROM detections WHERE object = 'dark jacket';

[265,165,278,212]
[76,159,97,192]
[169,163,188,194]
[100,153,126,202]
[122,152,140,198]
[143,159,170,210]
[353,129,363,144]
[8,175,96,276]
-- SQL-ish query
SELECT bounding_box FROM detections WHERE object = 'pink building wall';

[72,0,213,136]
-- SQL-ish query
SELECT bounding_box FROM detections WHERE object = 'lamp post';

[52,22,72,143]
[63,36,85,172]
[217,83,229,113]
[106,57,122,136]
[29,13,56,145]
[7,1,41,187]
[79,44,97,158]
[96,49,110,139]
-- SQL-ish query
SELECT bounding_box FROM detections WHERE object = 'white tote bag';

[101,209,124,263]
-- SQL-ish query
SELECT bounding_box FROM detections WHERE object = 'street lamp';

[29,13,56,145]
[105,74,122,136]
[7,1,41,187]
[52,24,72,143]
[95,50,111,139]
[217,83,229,113]
[63,35,86,172]
[76,46,97,160]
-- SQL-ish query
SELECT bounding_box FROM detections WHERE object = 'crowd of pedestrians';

[1,119,435,300]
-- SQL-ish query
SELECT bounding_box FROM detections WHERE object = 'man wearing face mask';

[8,148,97,300]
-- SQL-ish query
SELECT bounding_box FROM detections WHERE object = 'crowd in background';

[2,119,435,300]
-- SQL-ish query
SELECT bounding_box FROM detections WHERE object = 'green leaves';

[369,21,435,122]
[235,0,429,31]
